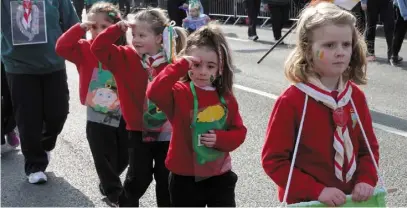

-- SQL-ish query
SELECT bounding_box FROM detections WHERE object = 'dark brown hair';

[87,2,127,46]
[179,23,234,96]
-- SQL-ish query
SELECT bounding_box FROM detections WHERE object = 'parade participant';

[1,61,20,152]
[262,2,379,206]
[1,0,79,184]
[90,8,187,207]
[147,23,247,207]
[55,3,128,206]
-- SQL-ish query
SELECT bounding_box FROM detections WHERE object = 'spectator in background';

[168,0,188,26]
[351,1,366,34]
[263,0,290,44]
[390,0,407,65]
[73,0,85,20]
[245,0,261,41]
[119,0,130,18]
[362,0,395,62]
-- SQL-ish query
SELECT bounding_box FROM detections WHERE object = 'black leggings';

[169,171,238,207]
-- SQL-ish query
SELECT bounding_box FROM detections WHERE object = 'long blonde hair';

[285,2,367,85]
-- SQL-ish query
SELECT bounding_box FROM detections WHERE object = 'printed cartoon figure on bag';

[85,65,121,127]
[350,108,358,129]
[10,0,47,45]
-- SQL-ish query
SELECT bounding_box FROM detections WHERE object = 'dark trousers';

[352,2,366,34]
[1,62,16,144]
[269,4,289,40]
[86,119,129,203]
[169,170,238,207]
[364,0,395,57]
[122,131,170,207]
[6,69,69,175]
[392,6,407,57]
[73,0,85,21]
[247,0,261,37]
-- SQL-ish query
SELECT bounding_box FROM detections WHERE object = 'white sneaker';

[27,171,47,184]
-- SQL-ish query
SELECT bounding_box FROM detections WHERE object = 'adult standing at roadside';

[390,0,407,65]
[245,0,261,41]
[1,0,79,184]
[168,0,188,26]
[362,0,395,61]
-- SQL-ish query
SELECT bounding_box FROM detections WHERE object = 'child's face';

[310,24,353,79]
[130,21,162,55]
[189,8,199,17]
[89,13,113,39]
[188,46,219,88]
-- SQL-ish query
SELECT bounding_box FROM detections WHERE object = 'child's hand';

[80,21,95,31]
[200,130,216,148]
[116,20,132,32]
[352,182,374,202]
[318,187,346,206]
[183,56,201,68]
[182,3,189,9]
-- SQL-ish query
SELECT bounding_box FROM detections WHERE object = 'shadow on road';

[1,150,94,207]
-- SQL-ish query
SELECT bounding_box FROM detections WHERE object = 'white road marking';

[233,84,407,138]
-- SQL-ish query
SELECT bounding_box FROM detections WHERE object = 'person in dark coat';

[168,0,188,26]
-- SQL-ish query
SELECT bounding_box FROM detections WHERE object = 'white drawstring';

[281,95,309,207]
[350,98,386,190]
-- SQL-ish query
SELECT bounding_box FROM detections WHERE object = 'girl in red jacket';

[261,2,380,207]
[147,24,247,207]
[55,2,128,207]
[90,8,187,207]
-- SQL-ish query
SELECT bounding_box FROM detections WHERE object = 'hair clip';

[108,11,120,19]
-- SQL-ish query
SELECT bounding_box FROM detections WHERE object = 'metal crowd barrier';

[209,0,303,27]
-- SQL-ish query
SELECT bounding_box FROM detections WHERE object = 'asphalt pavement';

[2,23,407,207]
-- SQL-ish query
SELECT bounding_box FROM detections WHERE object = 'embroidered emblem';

[350,108,357,128]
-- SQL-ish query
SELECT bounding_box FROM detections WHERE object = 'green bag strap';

[190,81,226,128]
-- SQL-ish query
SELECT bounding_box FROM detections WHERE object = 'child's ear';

[156,34,163,45]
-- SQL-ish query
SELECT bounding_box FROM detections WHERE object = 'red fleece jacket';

[55,23,96,105]
[147,59,247,176]
[261,83,379,204]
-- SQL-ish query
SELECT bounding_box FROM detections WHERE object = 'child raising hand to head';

[261,2,379,207]
[147,23,247,207]
[90,7,187,207]
[56,2,128,206]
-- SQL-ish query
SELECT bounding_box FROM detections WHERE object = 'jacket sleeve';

[90,24,127,74]
[261,95,325,201]
[58,0,80,32]
[55,23,86,65]
[147,58,190,119]
[354,94,379,187]
[213,95,247,152]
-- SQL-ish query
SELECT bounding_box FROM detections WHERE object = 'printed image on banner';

[10,0,47,45]
[85,67,121,127]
